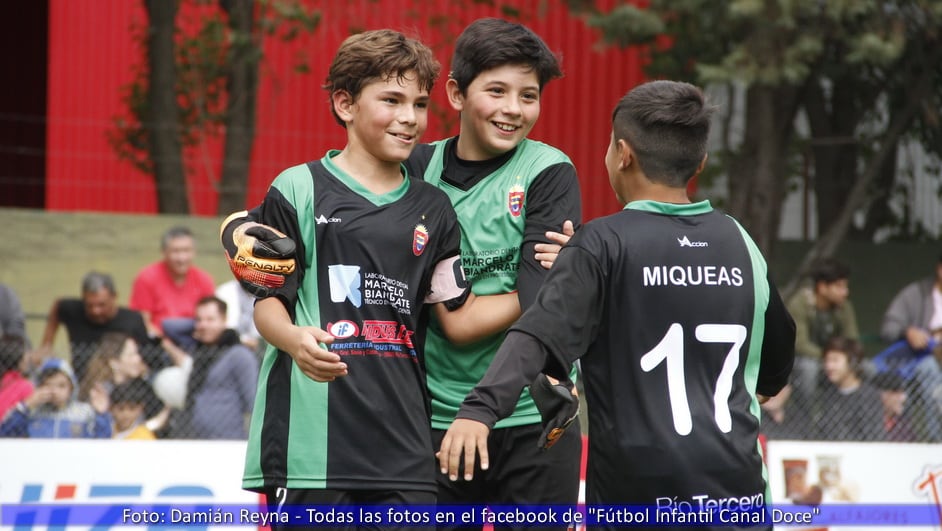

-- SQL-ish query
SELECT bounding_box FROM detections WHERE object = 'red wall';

[46,0,644,222]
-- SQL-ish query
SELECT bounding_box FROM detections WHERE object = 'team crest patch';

[508,184,525,217]
[413,224,429,256]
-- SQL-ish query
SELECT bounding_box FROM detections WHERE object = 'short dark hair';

[324,29,440,127]
[449,18,562,94]
[110,377,152,406]
[809,257,850,285]
[196,295,227,317]
[81,271,116,295]
[823,336,864,373]
[161,226,194,249]
[612,80,715,187]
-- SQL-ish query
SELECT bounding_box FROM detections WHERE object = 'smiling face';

[335,72,429,166]
[449,64,541,161]
[162,235,196,278]
[111,338,146,381]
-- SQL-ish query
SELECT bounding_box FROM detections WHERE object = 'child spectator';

[813,337,884,441]
[110,378,158,440]
[0,358,110,438]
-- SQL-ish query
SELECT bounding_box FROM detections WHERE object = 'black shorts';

[264,487,436,531]
[431,421,582,531]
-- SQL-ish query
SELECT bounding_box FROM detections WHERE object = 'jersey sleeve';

[756,275,797,397]
[248,170,311,314]
[518,162,582,311]
[512,228,606,376]
[424,197,471,311]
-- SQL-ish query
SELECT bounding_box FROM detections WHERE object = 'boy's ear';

[616,138,633,170]
[445,79,464,112]
[693,153,708,178]
[331,90,355,124]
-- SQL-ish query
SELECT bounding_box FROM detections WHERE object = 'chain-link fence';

[4,336,941,442]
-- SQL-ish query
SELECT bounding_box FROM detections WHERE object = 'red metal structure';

[38,0,644,221]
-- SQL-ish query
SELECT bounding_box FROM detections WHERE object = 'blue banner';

[2,503,941,527]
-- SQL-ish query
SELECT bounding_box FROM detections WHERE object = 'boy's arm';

[517,162,581,309]
[434,291,521,346]
[254,297,343,382]
[439,241,606,480]
[756,276,797,397]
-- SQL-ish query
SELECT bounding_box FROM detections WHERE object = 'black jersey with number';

[459,200,795,519]
[242,153,465,493]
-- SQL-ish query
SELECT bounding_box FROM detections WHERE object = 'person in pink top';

[129,226,216,348]
[0,335,34,420]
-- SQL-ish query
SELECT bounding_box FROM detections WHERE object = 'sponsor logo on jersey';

[327,320,359,339]
[508,184,525,217]
[413,224,428,256]
[315,214,342,225]
[362,320,415,348]
[327,264,362,307]
[678,235,708,247]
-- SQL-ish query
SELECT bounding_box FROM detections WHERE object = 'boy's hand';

[221,214,297,298]
[535,220,575,269]
[529,373,579,451]
[437,419,490,481]
[290,326,345,382]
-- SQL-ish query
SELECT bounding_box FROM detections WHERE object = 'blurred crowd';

[0,225,260,440]
[1,226,941,442]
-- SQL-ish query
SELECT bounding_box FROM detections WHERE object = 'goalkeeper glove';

[220,211,296,298]
[529,373,579,451]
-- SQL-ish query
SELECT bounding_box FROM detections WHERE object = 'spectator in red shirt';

[129,226,216,348]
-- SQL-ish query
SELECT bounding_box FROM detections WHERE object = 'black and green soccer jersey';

[405,138,581,429]
[459,200,795,513]
[242,152,466,493]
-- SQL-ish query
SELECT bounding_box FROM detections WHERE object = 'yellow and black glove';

[529,373,579,451]
[220,212,296,298]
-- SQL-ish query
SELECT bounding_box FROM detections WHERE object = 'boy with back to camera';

[439,80,796,531]
[227,29,522,530]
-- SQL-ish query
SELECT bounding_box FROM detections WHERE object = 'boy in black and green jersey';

[440,81,796,531]
[227,30,521,528]
[221,18,583,524]
[403,18,582,526]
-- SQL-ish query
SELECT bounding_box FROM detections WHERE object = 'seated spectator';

[129,226,216,347]
[786,258,859,409]
[78,332,148,402]
[215,279,262,351]
[759,383,810,440]
[0,335,34,420]
[173,296,257,439]
[110,378,161,440]
[880,252,942,441]
[0,358,110,438]
[39,271,154,381]
[873,371,920,442]
[813,337,884,441]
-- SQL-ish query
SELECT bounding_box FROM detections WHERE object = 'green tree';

[110,0,320,215]
[568,0,942,288]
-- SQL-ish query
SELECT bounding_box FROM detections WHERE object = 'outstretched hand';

[436,419,490,482]
[535,220,575,270]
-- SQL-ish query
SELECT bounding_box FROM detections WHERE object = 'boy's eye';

[415,101,429,109]
[488,87,505,95]
[522,92,539,101]
[383,97,398,104]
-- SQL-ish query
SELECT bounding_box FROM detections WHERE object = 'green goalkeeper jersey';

[411,138,581,429]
